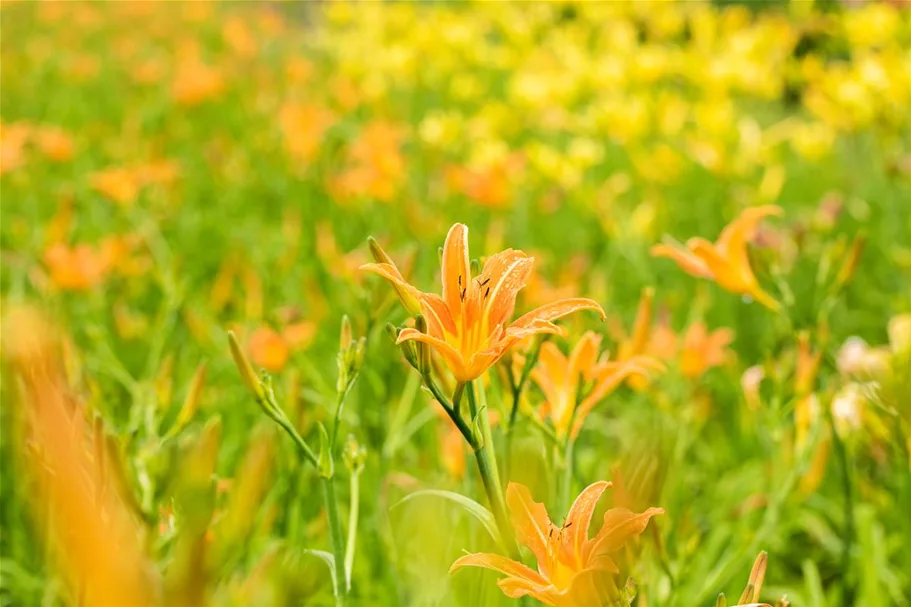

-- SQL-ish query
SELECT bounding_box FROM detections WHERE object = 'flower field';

[1,2,910,606]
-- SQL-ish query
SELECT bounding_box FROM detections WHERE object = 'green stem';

[321,475,348,606]
[504,338,547,480]
[828,410,856,605]
[467,381,520,560]
[558,437,575,515]
[345,469,360,591]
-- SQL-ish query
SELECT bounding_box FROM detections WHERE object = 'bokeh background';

[2,1,910,606]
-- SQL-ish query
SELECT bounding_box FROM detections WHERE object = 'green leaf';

[302,549,338,597]
[394,489,502,548]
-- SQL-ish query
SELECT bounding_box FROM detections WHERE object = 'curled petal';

[396,328,468,380]
[511,298,605,330]
[651,242,713,279]
[585,507,664,559]
[449,552,549,588]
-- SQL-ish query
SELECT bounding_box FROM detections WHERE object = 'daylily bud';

[715,594,727,607]
[415,315,431,374]
[367,236,395,266]
[343,434,366,474]
[834,233,865,291]
[388,323,419,369]
[738,551,768,605]
[228,331,267,404]
[168,361,207,437]
[340,315,353,351]
[470,258,481,276]
[317,423,334,479]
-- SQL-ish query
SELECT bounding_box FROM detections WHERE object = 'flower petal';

[571,357,665,437]
[449,552,549,587]
[497,578,557,604]
[560,481,612,567]
[420,293,457,336]
[651,242,713,279]
[396,328,468,380]
[716,205,783,261]
[511,298,605,330]
[441,223,471,318]
[478,250,534,329]
[585,506,664,559]
[505,482,554,574]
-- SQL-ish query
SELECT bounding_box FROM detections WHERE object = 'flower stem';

[827,409,856,605]
[504,337,547,480]
[558,437,575,515]
[345,467,361,591]
[467,381,520,560]
[321,475,348,607]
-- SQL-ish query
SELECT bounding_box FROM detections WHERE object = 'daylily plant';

[532,332,664,439]
[451,481,663,607]
[362,223,605,381]
[651,205,783,311]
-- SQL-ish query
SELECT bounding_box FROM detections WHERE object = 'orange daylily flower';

[362,223,605,382]
[651,205,783,311]
[451,481,663,607]
[247,322,316,373]
[679,321,735,379]
[532,333,664,439]
[43,242,112,291]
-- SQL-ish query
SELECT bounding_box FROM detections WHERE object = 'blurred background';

[1,1,910,606]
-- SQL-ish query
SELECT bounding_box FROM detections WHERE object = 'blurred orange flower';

[43,242,112,291]
[652,205,783,310]
[451,481,662,606]
[532,332,663,439]
[171,59,225,107]
[362,223,605,382]
[91,167,142,205]
[679,321,734,379]
[332,121,405,203]
[34,126,75,162]
[279,103,335,166]
[247,322,316,373]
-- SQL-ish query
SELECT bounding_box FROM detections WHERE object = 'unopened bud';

[340,315,353,351]
[228,331,266,404]
[368,236,395,265]
[738,551,768,605]
[343,434,367,474]
[834,233,865,291]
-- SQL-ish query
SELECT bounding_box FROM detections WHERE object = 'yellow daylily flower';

[361,223,605,382]
[651,205,783,311]
[451,481,663,607]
